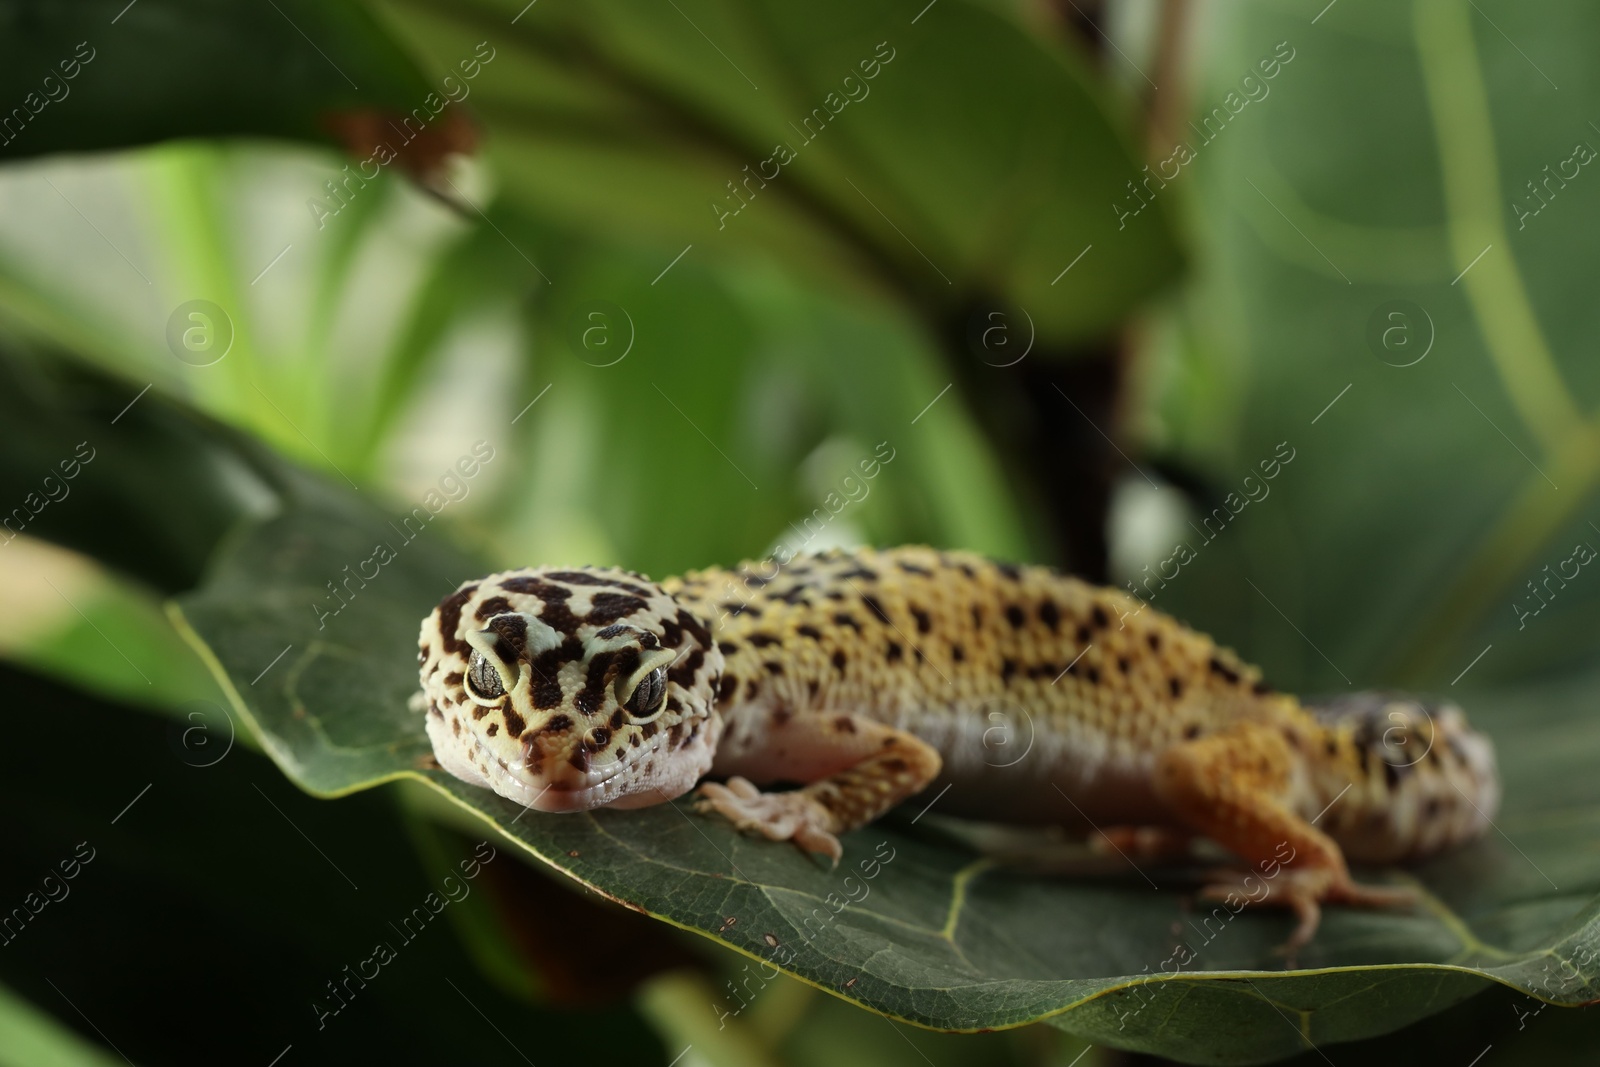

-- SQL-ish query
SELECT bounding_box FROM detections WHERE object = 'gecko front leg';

[696,710,942,863]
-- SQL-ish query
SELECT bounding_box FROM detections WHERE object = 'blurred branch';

[1144,0,1192,159]
[948,0,1205,578]
[941,314,1122,577]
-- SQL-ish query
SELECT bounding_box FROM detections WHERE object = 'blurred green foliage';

[1,0,1599,1065]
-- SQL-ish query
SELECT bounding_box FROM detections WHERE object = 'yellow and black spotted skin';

[419,545,1500,946]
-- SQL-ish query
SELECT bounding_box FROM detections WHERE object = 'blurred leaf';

[0,339,279,593]
[0,981,125,1067]
[635,973,789,1067]
[479,213,1034,577]
[374,0,1182,344]
[353,215,546,468]
[1273,978,1600,1067]
[768,971,1091,1067]
[0,546,224,714]
[1144,1,1600,692]
[0,663,667,1067]
[7,3,1599,1061]
[0,0,437,162]
[154,379,1600,1062]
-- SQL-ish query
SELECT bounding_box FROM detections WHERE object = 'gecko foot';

[1198,867,1418,951]
[695,777,843,865]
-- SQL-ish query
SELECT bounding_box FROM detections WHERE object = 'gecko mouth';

[461,727,631,812]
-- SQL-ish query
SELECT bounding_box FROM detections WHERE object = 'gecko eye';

[466,650,505,700]
[621,666,667,719]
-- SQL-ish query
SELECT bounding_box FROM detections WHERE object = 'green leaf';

[0,0,435,162]
[3,554,224,715]
[1143,0,1600,691]
[0,663,669,1066]
[164,392,1600,1063]
[1268,977,1600,1066]
[0,343,280,593]
[373,0,1182,344]
[0,982,126,1067]
[497,224,1035,577]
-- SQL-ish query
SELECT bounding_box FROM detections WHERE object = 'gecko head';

[418,566,724,813]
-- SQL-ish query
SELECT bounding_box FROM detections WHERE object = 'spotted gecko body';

[417,545,1498,945]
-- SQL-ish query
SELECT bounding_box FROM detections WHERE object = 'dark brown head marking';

[436,585,477,653]
[476,595,513,620]
[587,592,648,625]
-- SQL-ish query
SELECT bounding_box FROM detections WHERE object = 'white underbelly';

[896,705,1175,830]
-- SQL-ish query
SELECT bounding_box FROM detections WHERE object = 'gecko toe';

[1328,878,1419,910]
[1197,866,1417,952]
[1195,869,1328,950]
[794,824,843,866]
[696,781,842,860]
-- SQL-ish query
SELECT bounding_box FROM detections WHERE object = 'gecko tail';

[1303,692,1499,865]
